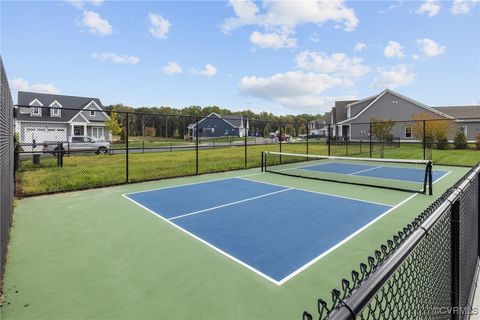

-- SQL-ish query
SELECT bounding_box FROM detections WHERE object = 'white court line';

[124,172,263,196]
[122,194,284,286]
[169,188,291,221]
[276,193,417,285]
[349,166,383,176]
[237,177,392,207]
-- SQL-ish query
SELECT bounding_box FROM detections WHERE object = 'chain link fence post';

[125,111,129,183]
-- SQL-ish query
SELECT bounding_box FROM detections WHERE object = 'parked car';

[43,136,111,156]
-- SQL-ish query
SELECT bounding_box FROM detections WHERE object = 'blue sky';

[2,0,479,115]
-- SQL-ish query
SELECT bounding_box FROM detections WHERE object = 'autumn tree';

[411,113,451,149]
[371,117,395,158]
[105,108,123,140]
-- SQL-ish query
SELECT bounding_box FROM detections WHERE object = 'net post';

[244,117,248,169]
[195,116,199,175]
[264,152,268,172]
[306,122,309,155]
[261,151,264,172]
[451,199,461,320]
[428,161,433,195]
[125,111,129,183]
[369,122,372,158]
[279,121,282,163]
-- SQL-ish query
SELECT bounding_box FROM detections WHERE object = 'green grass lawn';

[16,142,479,196]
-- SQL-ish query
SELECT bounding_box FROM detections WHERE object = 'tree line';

[104,104,323,139]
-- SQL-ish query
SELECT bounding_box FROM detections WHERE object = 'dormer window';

[50,101,62,117]
[90,110,95,116]
[29,99,43,116]
[347,106,351,118]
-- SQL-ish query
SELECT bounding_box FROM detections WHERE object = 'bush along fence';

[13,105,480,196]
[303,163,480,320]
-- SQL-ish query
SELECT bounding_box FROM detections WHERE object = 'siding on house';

[433,106,480,141]
[341,92,450,140]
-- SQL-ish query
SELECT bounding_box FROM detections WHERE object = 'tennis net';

[262,151,433,194]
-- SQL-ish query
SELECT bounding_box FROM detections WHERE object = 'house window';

[405,126,412,138]
[90,110,95,116]
[459,126,467,137]
[73,126,84,136]
[92,127,104,139]
[32,107,40,116]
[51,108,60,117]
[347,107,351,118]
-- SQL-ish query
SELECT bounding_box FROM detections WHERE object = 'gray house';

[16,91,111,145]
[327,89,479,142]
[188,113,249,139]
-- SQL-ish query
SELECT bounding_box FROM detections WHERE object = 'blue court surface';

[124,178,393,284]
[299,162,449,183]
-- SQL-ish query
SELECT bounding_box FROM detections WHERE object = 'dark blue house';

[188,113,249,138]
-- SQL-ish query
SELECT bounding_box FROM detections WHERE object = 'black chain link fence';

[0,57,14,293]
[13,105,479,196]
[303,164,480,320]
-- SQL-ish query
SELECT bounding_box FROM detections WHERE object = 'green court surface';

[0,164,471,320]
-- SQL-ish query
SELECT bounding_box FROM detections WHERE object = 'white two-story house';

[16,91,111,145]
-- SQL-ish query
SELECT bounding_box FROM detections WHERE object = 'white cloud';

[67,0,103,9]
[417,38,445,57]
[148,13,171,39]
[221,0,262,34]
[249,31,296,48]
[222,0,359,48]
[412,54,420,60]
[371,65,415,89]
[238,71,353,111]
[295,51,370,78]
[81,10,112,36]
[353,42,367,52]
[9,78,60,94]
[417,0,441,16]
[161,61,183,75]
[91,52,140,64]
[384,41,405,58]
[194,64,217,77]
[451,0,480,14]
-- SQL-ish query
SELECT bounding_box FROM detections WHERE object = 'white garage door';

[24,127,67,143]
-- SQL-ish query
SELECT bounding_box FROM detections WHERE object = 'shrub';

[476,132,480,150]
[453,127,468,149]
[435,136,449,150]
[144,127,156,137]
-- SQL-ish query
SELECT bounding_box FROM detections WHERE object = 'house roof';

[189,113,245,128]
[337,89,454,124]
[432,106,480,119]
[324,112,331,124]
[16,91,104,122]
